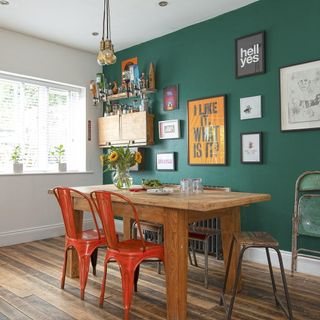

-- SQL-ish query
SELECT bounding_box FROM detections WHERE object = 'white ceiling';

[0,0,258,54]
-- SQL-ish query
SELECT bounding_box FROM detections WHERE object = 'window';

[0,71,86,173]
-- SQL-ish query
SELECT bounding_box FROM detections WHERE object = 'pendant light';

[97,0,116,66]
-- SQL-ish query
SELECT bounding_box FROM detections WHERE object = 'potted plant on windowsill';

[11,145,24,174]
[50,144,67,172]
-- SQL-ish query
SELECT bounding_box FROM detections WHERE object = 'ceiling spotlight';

[92,32,99,36]
[0,0,10,5]
[158,1,168,7]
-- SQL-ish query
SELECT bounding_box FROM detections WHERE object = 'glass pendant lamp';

[97,0,116,66]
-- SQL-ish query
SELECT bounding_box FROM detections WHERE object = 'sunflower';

[108,151,119,162]
[135,151,142,164]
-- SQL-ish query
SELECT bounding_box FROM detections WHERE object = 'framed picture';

[280,59,320,131]
[188,95,226,165]
[159,119,180,139]
[240,95,262,120]
[241,132,262,164]
[163,85,178,111]
[156,152,175,171]
[121,57,138,73]
[235,31,265,78]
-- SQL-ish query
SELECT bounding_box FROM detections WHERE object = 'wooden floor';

[0,237,319,319]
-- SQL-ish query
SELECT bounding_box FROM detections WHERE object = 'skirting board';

[0,219,94,247]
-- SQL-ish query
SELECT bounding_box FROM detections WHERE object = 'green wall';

[103,0,320,251]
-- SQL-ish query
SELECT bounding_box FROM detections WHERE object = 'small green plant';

[50,144,65,163]
[11,145,23,164]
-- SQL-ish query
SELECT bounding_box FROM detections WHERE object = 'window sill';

[0,170,94,177]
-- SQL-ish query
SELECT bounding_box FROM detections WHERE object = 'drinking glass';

[180,178,192,193]
[192,178,203,193]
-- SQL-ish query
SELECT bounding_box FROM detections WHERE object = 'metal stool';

[188,224,220,288]
[131,221,163,274]
[220,232,293,320]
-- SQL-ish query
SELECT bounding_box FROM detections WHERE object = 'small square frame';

[240,95,262,120]
[158,119,180,139]
[241,132,262,164]
[156,152,175,171]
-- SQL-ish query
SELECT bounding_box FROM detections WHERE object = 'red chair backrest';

[91,191,146,251]
[53,187,101,240]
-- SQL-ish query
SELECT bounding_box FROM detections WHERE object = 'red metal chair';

[53,187,106,300]
[90,190,165,319]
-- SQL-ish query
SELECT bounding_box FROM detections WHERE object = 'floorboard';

[0,237,319,319]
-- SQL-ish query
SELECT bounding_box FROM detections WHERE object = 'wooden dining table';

[50,184,270,320]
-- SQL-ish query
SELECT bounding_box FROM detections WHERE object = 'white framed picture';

[158,119,180,139]
[280,59,320,131]
[156,152,175,171]
[240,95,262,120]
[241,132,262,164]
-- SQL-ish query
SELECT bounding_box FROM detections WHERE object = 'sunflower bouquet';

[100,146,142,189]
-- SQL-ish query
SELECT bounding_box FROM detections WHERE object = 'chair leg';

[188,246,193,265]
[275,248,294,320]
[134,264,140,292]
[79,255,91,300]
[291,217,298,275]
[91,248,98,276]
[266,247,279,306]
[99,257,109,307]
[120,264,136,320]
[215,218,221,260]
[61,248,68,289]
[157,229,162,274]
[191,240,198,267]
[204,237,209,289]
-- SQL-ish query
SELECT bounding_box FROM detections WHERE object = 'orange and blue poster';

[188,95,226,165]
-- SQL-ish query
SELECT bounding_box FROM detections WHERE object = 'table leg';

[163,208,188,320]
[220,207,241,292]
[122,216,132,240]
[66,210,83,278]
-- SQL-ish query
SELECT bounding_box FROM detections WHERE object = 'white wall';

[0,28,103,246]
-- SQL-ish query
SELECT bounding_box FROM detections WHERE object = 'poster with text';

[236,31,265,78]
[188,95,226,165]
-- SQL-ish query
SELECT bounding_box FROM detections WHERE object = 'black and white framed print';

[240,95,262,120]
[236,31,265,78]
[241,132,262,164]
[280,59,320,131]
[156,152,175,171]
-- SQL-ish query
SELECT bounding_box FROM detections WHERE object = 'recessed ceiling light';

[0,0,10,5]
[158,1,168,7]
[92,32,99,36]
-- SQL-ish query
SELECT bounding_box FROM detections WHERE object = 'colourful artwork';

[188,95,226,165]
[163,85,178,111]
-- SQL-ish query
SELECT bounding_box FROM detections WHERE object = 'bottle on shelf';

[148,63,155,90]
[96,73,105,91]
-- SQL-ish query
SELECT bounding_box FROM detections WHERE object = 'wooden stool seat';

[220,231,293,320]
[234,231,279,247]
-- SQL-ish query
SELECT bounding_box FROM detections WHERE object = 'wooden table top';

[50,184,271,212]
